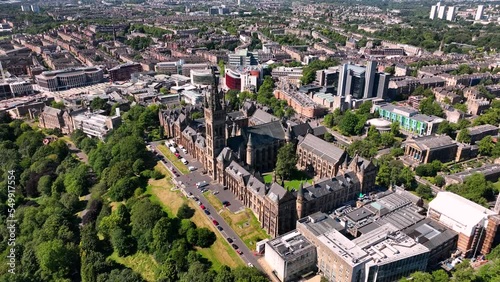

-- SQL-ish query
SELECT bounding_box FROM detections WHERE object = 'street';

[150,141,263,271]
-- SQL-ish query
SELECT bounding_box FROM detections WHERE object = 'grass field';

[157,144,190,174]
[109,252,158,282]
[262,171,313,191]
[205,193,270,249]
[146,176,244,269]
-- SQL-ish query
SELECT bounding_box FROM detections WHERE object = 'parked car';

[188,166,197,171]
[181,158,188,165]
[182,148,188,153]
[222,201,230,207]
[213,191,219,195]
[174,153,181,158]
[169,146,177,153]
[212,220,219,225]
[227,238,233,243]
[179,145,184,149]
[196,181,208,188]
[193,197,199,202]
[188,192,193,196]
[200,205,206,210]
[204,209,210,215]
[217,226,223,231]
[231,244,239,250]
[247,263,254,267]
[237,250,243,255]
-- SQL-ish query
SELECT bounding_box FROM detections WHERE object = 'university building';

[159,72,377,237]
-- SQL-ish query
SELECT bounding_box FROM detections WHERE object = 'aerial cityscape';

[0,0,500,281]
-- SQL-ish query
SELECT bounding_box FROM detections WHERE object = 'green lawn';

[205,193,270,250]
[145,177,244,269]
[109,251,158,282]
[157,144,190,174]
[263,170,313,191]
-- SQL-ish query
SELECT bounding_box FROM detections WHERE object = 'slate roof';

[242,120,286,146]
[299,172,359,202]
[467,124,499,136]
[267,182,287,203]
[406,135,456,151]
[298,134,346,165]
[43,106,63,116]
[249,109,279,125]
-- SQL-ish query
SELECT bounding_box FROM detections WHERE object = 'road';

[150,141,263,271]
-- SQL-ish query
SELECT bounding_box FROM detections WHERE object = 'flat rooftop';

[267,230,315,261]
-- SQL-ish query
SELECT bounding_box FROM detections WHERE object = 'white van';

[169,146,177,154]
[181,158,188,165]
[188,166,197,171]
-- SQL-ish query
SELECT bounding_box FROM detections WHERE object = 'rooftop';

[267,230,316,261]
[298,133,346,165]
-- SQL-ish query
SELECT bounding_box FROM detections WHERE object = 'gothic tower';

[204,72,226,181]
[246,133,254,167]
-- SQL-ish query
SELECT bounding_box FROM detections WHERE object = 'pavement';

[150,140,263,271]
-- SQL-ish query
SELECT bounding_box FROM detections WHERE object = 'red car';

[200,205,206,210]
[223,201,231,207]
[174,153,181,158]
[236,250,243,255]
[212,220,219,226]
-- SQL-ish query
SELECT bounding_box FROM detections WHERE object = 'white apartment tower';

[438,5,447,19]
[430,5,437,20]
[475,5,484,21]
[446,6,457,21]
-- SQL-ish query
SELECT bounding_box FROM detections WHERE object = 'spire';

[247,133,254,147]
[231,122,236,137]
[297,181,304,198]
[285,123,293,142]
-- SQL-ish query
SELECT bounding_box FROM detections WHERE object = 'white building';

[72,110,121,140]
[437,5,447,19]
[475,5,484,21]
[264,230,317,282]
[446,6,456,21]
[430,5,437,19]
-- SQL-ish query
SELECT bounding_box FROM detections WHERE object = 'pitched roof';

[249,109,279,125]
[298,134,346,165]
[42,106,63,116]
[299,172,359,202]
[242,120,286,146]
[405,135,456,151]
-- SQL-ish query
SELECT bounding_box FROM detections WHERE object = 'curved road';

[150,141,264,272]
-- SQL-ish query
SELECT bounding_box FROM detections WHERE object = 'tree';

[90,97,107,111]
[218,60,225,74]
[419,97,444,117]
[37,175,53,196]
[98,268,145,282]
[416,184,433,200]
[478,136,494,156]
[398,167,415,188]
[177,203,195,219]
[156,259,178,282]
[367,126,381,145]
[111,228,136,256]
[384,66,395,75]
[275,143,298,180]
[339,111,360,136]
[323,113,334,128]
[130,198,165,251]
[35,240,78,280]
[434,175,445,187]
[390,121,400,136]
[109,177,138,201]
[195,228,216,248]
[324,132,334,142]
[431,269,449,282]
[380,132,395,147]
[214,265,234,282]
[457,128,471,144]
[357,100,373,115]
[437,120,455,136]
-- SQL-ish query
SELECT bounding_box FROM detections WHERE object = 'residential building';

[109,63,142,81]
[446,6,457,21]
[437,5,446,19]
[403,135,458,165]
[264,230,317,282]
[374,103,444,136]
[430,5,438,19]
[475,5,484,21]
[36,67,103,92]
[428,192,500,256]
